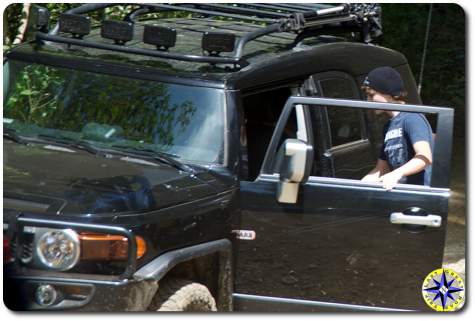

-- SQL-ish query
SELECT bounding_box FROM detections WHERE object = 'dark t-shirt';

[379,112,434,186]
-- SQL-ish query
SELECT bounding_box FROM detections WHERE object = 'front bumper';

[4,268,158,311]
[4,215,154,311]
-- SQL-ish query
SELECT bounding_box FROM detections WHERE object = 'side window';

[309,72,376,180]
[320,78,356,99]
[319,78,364,146]
[318,77,365,147]
[240,87,296,181]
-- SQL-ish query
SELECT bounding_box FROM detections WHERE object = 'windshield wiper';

[3,128,28,144]
[36,134,101,155]
[110,145,193,173]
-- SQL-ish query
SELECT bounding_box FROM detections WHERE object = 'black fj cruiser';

[3,3,454,312]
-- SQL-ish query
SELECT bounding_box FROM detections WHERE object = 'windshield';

[3,60,225,163]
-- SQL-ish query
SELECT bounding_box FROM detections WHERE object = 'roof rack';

[33,3,382,69]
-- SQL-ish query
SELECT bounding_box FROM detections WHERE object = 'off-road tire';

[149,278,217,312]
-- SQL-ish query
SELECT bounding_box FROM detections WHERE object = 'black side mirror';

[275,139,313,204]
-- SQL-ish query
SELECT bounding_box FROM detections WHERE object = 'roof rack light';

[58,14,91,38]
[202,32,236,55]
[143,25,176,51]
[40,3,382,66]
[30,5,50,32]
[101,20,134,45]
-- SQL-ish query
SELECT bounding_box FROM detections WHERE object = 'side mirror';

[275,139,313,204]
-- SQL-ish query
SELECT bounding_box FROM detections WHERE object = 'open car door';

[235,96,453,311]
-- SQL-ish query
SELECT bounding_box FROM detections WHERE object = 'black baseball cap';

[363,66,405,97]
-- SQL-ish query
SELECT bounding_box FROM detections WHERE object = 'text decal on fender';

[232,230,256,241]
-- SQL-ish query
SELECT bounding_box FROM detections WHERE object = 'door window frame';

[239,84,313,181]
[260,96,453,189]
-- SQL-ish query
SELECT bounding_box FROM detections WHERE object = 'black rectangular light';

[101,20,134,45]
[202,32,236,54]
[30,5,51,32]
[143,25,176,51]
[58,14,91,38]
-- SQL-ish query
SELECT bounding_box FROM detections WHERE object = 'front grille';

[11,239,34,263]
[5,230,35,264]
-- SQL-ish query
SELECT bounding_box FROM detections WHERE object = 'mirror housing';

[275,139,313,204]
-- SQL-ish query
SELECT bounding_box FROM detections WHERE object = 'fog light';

[36,229,80,271]
[35,284,58,306]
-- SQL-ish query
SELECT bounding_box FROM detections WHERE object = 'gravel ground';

[442,142,466,280]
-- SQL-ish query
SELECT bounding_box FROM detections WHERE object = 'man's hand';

[361,159,390,182]
[362,172,380,182]
[378,170,403,190]
[378,141,432,190]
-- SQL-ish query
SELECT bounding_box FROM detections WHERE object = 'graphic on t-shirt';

[379,112,434,186]
[384,127,403,141]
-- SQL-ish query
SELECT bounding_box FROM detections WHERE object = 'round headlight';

[36,229,80,271]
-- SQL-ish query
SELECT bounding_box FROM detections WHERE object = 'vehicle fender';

[133,239,233,311]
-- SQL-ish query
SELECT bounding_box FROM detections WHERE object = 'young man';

[361,66,434,190]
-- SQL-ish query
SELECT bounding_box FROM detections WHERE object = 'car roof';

[8,14,408,90]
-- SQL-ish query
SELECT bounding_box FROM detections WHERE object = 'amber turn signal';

[78,233,146,260]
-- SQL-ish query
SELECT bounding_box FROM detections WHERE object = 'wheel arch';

[134,239,233,311]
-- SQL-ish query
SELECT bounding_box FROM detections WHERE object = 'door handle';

[390,212,442,227]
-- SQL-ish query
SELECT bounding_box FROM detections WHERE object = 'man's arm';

[362,158,391,182]
[379,141,432,189]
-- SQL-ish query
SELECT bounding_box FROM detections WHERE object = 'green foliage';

[5,64,62,124]
[4,63,197,148]
[3,3,24,45]
[381,4,465,139]
[41,3,81,24]
[104,5,138,21]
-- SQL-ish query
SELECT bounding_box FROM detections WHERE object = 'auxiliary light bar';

[58,14,91,38]
[101,20,134,45]
[143,25,177,51]
[202,32,236,54]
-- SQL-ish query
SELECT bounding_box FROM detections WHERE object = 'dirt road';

[442,142,466,280]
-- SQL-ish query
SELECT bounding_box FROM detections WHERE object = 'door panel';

[235,96,453,311]
[236,175,448,310]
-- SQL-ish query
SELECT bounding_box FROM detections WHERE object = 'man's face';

[365,88,392,103]
[364,87,393,115]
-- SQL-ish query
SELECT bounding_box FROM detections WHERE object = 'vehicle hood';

[3,141,219,216]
